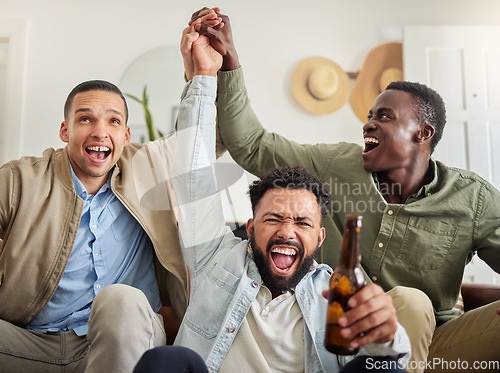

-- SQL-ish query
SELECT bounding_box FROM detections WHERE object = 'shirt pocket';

[105,199,127,242]
[185,263,240,340]
[397,216,457,271]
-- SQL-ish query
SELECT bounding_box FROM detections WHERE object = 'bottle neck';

[339,217,361,269]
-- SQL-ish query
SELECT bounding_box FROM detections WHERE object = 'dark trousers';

[134,346,408,373]
[341,356,408,372]
[133,346,208,373]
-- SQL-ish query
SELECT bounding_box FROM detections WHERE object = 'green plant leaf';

[125,85,159,142]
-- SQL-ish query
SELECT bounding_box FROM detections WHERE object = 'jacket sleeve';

[0,163,14,241]
[216,68,335,178]
[171,75,239,292]
[352,323,411,365]
[473,181,500,273]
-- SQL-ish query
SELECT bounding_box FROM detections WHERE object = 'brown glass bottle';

[324,214,366,355]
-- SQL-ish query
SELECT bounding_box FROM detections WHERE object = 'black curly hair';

[248,165,331,219]
[385,81,446,153]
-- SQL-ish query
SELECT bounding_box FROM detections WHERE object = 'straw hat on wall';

[291,57,350,115]
[351,42,403,122]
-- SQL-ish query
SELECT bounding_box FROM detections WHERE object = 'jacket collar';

[57,147,75,192]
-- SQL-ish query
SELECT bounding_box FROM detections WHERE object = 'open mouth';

[271,247,298,272]
[363,137,380,153]
[86,146,111,161]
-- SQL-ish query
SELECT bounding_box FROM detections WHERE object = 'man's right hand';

[181,21,223,80]
[189,7,240,72]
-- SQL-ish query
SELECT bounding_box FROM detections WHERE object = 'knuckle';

[363,297,376,310]
[191,7,209,19]
[366,313,379,326]
[382,293,394,305]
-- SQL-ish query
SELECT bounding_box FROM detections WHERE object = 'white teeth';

[271,247,297,256]
[87,146,110,152]
[364,137,379,144]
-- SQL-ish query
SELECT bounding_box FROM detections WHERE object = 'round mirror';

[119,45,253,225]
[120,45,185,142]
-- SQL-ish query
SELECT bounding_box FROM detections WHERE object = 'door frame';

[0,20,26,164]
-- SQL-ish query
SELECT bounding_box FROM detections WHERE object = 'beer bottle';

[324,214,365,355]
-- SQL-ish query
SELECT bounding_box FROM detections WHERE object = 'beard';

[250,235,320,294]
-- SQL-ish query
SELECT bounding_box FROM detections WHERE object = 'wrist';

[193,68,218,77]
[221,49,240,71]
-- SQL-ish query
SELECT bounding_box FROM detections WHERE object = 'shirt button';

[92,225,97,229]
[372,276,378,282]
[427,192,432,196]
[387,210,393,215]
[96,284,101,289]
[251,281,258,288]
[264,306,270,312]
[378,242,384,248]
[227,326,235,333]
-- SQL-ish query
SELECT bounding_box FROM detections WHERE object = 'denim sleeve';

[171,76,234,290]
[346,323,411,366]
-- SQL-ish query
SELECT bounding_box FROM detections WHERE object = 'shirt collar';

[69,160,111,199]
[261,284,296,296]
[408,159,438,199]
[372,159,439,201]
[421,158,439,197]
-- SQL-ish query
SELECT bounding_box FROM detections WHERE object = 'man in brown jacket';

[0,80,188,373]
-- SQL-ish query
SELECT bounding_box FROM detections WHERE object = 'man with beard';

[133,23,410,373]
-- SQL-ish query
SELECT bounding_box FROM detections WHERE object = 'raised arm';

[173,28,236,290]
[189,8,336,178]
[216,67,337,178]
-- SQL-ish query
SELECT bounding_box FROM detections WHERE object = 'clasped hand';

[181,9,223,80]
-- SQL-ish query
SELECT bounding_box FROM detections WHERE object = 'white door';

[404,26,500,284]
[404,26,500,190]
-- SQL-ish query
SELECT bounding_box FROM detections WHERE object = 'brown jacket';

[0,143,188,326]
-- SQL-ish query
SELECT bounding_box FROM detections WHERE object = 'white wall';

[2,0,500,159]
[0,39,7,160]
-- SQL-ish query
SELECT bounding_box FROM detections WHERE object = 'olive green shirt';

[216,67,500,325]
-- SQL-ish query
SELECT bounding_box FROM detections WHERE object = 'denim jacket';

[171,76,410,373]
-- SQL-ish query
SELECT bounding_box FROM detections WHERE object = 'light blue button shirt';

[27,163,161,336]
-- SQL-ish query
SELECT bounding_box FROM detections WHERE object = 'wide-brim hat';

[291,57,350,115]
[351,42,403,122]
